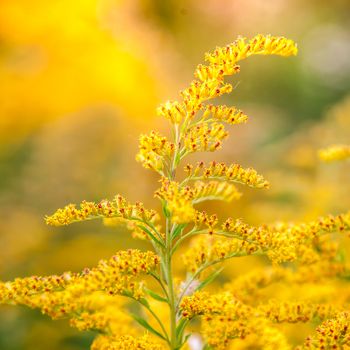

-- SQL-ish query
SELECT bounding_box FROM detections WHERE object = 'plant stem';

[165,217,177,349]
[164,123,181,349]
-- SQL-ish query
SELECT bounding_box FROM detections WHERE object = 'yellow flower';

[183,122,228,153]
[204,34,298,68]
[45,195,158,227]
[157,101,186,125]
[136,131,175,173]
[202,104,248,125]
[184,161,270,189]
[91,334,164,350]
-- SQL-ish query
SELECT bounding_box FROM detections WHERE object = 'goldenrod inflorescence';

[2,34,350,350]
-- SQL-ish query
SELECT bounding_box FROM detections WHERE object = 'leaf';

[145,288,168,303]
[131,313,167,341]
[176,318,188,338]
[175,152,182,166]
[195,267,224,292]
[172,224,186,239]
[137,225,165,248]
[138,297,150,308]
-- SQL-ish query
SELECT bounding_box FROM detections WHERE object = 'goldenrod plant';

[1,35,350,350]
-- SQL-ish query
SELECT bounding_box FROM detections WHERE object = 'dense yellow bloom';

[45,195,158,227]
[181,211,350,272]
[157,101,187,125]
[136,131,175,172]
[300,312,350,349]
[181,80,233,114]
[319,144,350,162]
[181,291,338,322]
[204,34,298,72]
[183,122,228,153]
[91,334,163,350]
[202,104,248,125]
[181,291,341,350]
[1,250,160,317]
[202,315,297,350]
[221,212,350,264]
[155,179,241,224]
[154,178,196,224]
[184,161,270,189]
[68,292,134,334]
[260,300,339,323]
[193,211,219,234]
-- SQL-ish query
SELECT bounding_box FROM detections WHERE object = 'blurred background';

[0,0,349,349]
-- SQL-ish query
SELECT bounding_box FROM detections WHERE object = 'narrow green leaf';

[195,267,224,292]
[176,318,188,339]
[145,288,168,303]
[137,224,165,248]
[138,297,150,308]
[131,314,167,341]
[175,152,181,166]
[172,224,186,239]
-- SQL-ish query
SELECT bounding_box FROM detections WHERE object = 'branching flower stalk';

[2,34,350,350]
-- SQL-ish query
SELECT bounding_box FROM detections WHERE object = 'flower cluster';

[45,195,158,229]
[91,334,163,350]
[221,212,350,264]
[180,291,251,319]
[136,131,175,173]
[204,34,297,74]
[1,250,159,321]
[184,161,270,189]
[180,288,343,350]
[183,122,228,153]
[68,293,133,333]
[202,104,248,125]
[157,101,186,125]
[154,178,241,224]
[300,312,350,349]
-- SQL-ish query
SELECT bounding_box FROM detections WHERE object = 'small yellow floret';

[136,131,175,172]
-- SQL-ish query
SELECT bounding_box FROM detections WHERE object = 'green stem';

[162,122,183,349]
[165,217,178,349]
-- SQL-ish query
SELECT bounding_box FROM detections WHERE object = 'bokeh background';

[0,0,349,349]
